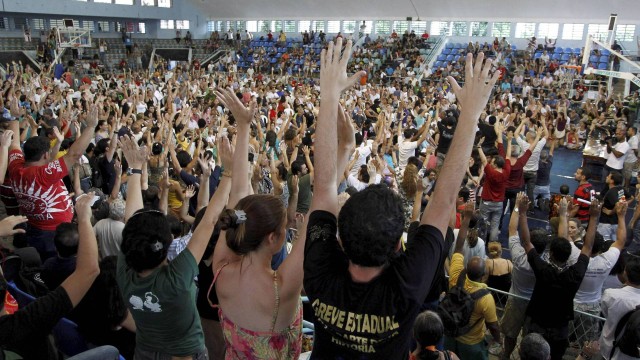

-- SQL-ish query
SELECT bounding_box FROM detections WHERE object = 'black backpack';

[437,269,489,338]
[610,305,640,358]
[2,255,49,298]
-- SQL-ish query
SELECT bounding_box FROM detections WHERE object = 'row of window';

[74,0,170,6]
[204,20,637,42]
[159,20,190,30]
[0,17,146,33]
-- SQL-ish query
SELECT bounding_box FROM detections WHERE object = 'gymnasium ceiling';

[188,0,640,23]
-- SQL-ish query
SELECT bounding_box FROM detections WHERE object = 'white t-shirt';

[349,142,372,176]
[574,247,621,304]
[346,173,381,191]
[606,141,630,170]
[624,135,638,164]
[398,139,418,169]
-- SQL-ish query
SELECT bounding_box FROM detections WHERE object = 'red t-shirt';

[481,143,511,202]
[573,182,593,222]
[8,149,73,231]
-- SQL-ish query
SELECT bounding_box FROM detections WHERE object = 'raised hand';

[198,152,213,177]
[217,135,233,171]
[86,103,99,128]
[184,184,196,199]
[0,130,14,148]
[53,126,64,143]
[114,159,122,177]
[517,192,530,213]
[462,199,475,219]
[214,87,256,127]
[337,104,355,150]
[615,200,628,218]
[75,191,96,223]
[558,197,569,216]
[589,199,603,217]
[0,215,27,237]
[291,174,299,195]
[320,38,366,95]
[446,53,500,121]
[119,135,147,170]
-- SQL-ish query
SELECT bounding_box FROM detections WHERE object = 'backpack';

[437,269,489,338]
[610,305,640,359]
[88,156,103,189]
[2,255,49,298]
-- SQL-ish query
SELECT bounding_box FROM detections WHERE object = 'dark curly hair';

[338,184,404,266]
[121,210,172,272]
[219,195,286,256]
[549,236,572,264]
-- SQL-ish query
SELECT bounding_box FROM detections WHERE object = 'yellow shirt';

[448,253,498,345]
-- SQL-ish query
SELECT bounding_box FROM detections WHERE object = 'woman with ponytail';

[210,88,306,359]
[411,311,459,360]
[116,134,234,360]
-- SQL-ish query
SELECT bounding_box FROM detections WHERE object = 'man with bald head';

[444,202,501,359]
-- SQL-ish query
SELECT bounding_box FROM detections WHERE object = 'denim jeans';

[533,184,551,204]
[480,200,503,242]
[67,346,120,360]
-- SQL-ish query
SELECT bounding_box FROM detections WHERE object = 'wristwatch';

[127,168,143,175]
[514,207,519,213]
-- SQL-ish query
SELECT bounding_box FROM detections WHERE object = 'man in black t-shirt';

[304,44,500,359]
[597,171,631,242]
[517,193,598,360]
[435,116,456,167]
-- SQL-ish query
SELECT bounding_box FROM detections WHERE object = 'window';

[114,0,133,4]
[246,20,257,32]
[451,21,468,36]
[141,0,155,5]
[138,22,146,33]
[470,21,488,37]
[299,20,311,32]
[97,21,109,31]
[411,21,427,34]
[31,19,45,30]
[207,21,215,32]
[537,23,559,38]
[82,21,95,31]
[49,19,66,29]
[616,24,635,42]
[93,0,111,3]
[363,21,373,34]
[160,20,174,29]
[375,20,391,34]
[0,18,7,30]
[430,21,450,36]
[492,22,511,37]
[562,23,584,40]
[343,20,356,34]
[157,0,170,7]
[284,20,296,32]
[258,21,270,32]
[312,21,325,32]
[394,20,409,33]
[176,20,189,30]
[327,20,340,33]
[235,21,246,31]
[271,20,282,32]
[588,24,609,41]
[515,22,535,38]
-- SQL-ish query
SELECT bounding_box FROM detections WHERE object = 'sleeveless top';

[486,259,512,293]
[208,263,303,360]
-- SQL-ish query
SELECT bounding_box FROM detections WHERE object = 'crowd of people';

[0,27,639,360]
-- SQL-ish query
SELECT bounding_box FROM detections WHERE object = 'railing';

[416,36,444,81]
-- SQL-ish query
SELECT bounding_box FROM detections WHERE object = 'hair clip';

[150,241,164,252]
[234,210,247,225]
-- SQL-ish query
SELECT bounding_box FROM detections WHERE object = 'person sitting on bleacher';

[41,222,79,290]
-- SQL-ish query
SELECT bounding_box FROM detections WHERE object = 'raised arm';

[309,38,365,216]
[63,103,98,170]
[421,54,498,234]
[454,200,475,254]
[60,193,100,307]
[120,136,148,221]
[557,197,569,239]
[195,153,212,213]
[612,201,627,250]
[581,200,602,257]
[516,193,533,253]
[0,130,14,183]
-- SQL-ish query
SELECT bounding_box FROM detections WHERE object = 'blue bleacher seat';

[561,53,571,61]
[442,48,451,55]
[445,43,454,49]
[601,49,611,56]
[573,48,581,54]
[434,61,443,68]
[437,54,446,61]
[511,44,517,50]
[559,60,567,65]
[453,55,460,61]
[446,55,454,61]
[598,62,608,70]
[52,318,89,356]
[555,47,563,54]
[552,53,561,60]
[454,43,463,49]
[533,52,542,59]
[7,281,35,308]
[589,55,599,63]
[504,57,511,65]
[599,55,609,63]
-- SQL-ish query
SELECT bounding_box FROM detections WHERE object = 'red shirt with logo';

[8,149,73,231]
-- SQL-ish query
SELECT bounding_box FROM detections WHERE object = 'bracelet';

[221,170,233,178]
